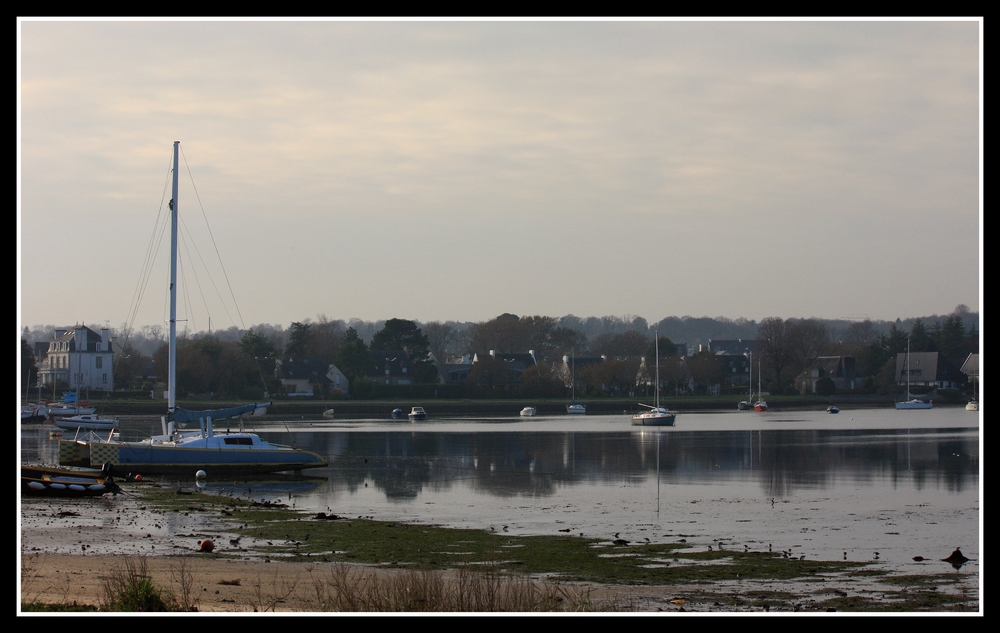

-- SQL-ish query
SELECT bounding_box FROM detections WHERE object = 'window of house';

[96,357,103,369]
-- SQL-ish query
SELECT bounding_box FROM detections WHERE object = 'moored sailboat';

[895,337,932,410]
[632,334,676,426]
[58,142,326,475]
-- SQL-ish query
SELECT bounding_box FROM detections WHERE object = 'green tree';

[335,327,374,381]
[21,339,37,395]
[645,335,677,360]
[370,319,430,360]
[285,322,312,357]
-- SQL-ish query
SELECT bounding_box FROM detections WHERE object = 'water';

[22,407,980,575]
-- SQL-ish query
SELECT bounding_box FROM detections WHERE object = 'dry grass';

[304,562,613,612]
[99,556,174,612]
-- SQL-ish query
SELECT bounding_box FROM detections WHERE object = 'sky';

[18,18,982,335]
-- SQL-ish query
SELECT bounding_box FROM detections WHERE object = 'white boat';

[753,359,768,412]
[520,407,537,417]
[827,406,840,414]
[408,407,428,421]
[55,414,119,432]
[21,403,49,423]
[966,400,978,412]
[632,333,676,426]
[46,400,97,417]
[895,337,932,410]
[58,142,327,475]
[566,350,586,414]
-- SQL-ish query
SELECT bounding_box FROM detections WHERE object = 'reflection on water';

[21,409,979,572]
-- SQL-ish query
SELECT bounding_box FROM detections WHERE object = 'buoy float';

[196,470,207,479]
[198,539,215,553]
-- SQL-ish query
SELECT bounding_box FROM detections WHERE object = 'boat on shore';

[21,463,121,497]
[520,406,537,417]
[827,405,840,414]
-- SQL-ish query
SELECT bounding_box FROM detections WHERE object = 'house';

[368,351,415,386]
[275,357,331,396]
[558,354,605,387]
[438,354,473,384]
[894,352,963,390]
[707,339,756,356]
[794,356,857,393]
[36,325,114,392]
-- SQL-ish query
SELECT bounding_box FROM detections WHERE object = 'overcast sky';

[18,19,981,334]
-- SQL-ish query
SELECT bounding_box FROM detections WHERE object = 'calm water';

[22,407,980,574]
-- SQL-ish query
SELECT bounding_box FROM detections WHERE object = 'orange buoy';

[198,539,215,553]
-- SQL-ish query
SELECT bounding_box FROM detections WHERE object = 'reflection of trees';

[274,429,977,503]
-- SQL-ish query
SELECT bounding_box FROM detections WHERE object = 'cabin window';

[223,437,254,445]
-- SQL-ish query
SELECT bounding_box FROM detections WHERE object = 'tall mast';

[654,333,660,408]
[168,141,179,412]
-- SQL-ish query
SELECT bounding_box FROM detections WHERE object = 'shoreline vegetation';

[20,483,978,613]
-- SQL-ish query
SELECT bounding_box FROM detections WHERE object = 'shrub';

[100,556,173,612]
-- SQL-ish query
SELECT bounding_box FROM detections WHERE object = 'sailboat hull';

[59,439,327,474]
[630,412,676,426]
[895,399,932,410]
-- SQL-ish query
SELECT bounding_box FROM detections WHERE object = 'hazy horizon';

[18,19,982,333]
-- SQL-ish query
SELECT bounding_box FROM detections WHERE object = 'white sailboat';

[632,334,676,426]
[895,337,932,410]
[566,351,585,414]
[738,351,753,410]
[59,142,327,474]
[753,359,768,412]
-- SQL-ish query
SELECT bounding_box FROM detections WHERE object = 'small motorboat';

[520,407,537,417]
[965,399,978,412]
[55,414,119,432]
[737,400,751,411]
[21,463,121,497]
[566,402,586,415]
[408,407,428,421]
[827,406,840,414]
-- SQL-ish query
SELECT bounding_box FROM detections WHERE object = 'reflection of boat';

[322,409,335,418]
[753,359,768,412]
[57,143,327,476]
[632,334,676,426]
[520,407,537,417]
[896,337,932,410]
[391,408,404,419]
[408,407,428,421]
[827,406,840,414]
[55,414,119,431]
[21,464,121,497]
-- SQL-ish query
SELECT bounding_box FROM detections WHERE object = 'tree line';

[20,306,979,399]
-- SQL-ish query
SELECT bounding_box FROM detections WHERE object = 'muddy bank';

[19,483,979,613]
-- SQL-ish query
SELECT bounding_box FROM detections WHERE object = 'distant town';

[21,306,979,403]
